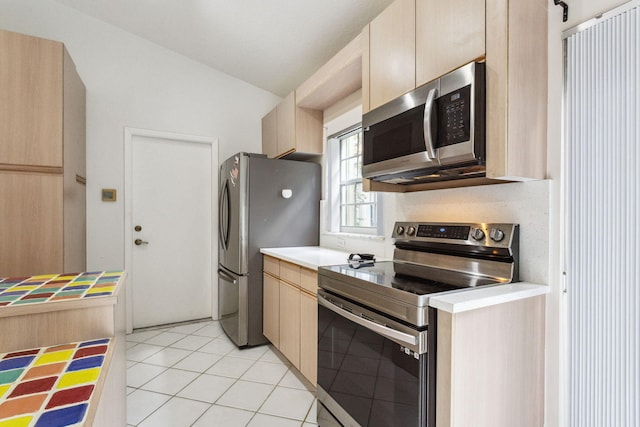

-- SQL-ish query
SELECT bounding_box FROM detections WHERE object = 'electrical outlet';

[337,237,346,248]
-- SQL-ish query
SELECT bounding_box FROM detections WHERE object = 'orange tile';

[22,362,66,381]
[91,283,116,288]
[0,393,46,419]
[51,295,80,301]
[44,345,75,354]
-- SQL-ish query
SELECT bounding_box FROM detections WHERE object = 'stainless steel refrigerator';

[218,152,320,347]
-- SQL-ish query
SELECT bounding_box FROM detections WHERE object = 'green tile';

[56,290,85,296]
[12,298,47,304]
[30,288,60,294]
[0,369,23,385]
[0,295,17,302]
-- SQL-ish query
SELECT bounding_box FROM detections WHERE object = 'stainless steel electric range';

[316,222,519,427]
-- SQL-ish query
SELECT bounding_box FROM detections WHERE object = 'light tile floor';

[126,319,318,427]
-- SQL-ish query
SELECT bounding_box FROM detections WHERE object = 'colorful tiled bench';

[0,272,123,307]
[0,338,112,427]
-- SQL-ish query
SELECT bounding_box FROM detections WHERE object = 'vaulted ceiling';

[53,0,394,97]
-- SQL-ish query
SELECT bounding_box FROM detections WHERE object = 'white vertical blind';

[566,4,639,427]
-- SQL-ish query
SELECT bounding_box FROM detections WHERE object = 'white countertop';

[428,282,550,313]
[261,246,549,313]
[261,246,354,270]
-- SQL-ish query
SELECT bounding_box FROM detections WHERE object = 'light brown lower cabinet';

[279,280,301,367]
[262,273,280,346]
[436,295,545,427]
[299,291,318,385]
[262,255,318,386]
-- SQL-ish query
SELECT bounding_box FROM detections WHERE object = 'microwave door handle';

[423,88,438,161]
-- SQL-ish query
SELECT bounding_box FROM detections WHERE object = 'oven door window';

[318,304,427,426]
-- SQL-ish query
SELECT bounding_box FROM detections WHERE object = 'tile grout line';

[126,320,317,426]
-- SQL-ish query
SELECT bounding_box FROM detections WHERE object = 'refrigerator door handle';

[218,268,237,285]
[219,179,231,250]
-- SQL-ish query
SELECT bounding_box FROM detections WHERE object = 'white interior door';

[128,132,216,329]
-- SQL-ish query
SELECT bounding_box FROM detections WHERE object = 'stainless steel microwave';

[362,61,486,184]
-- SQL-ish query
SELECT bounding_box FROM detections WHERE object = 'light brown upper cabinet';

[0,29,86,276]
[362,0,547,191]
[364,0,416,113]
[485,0,547,181]
[415,0,485,88]
[261,91,322,159]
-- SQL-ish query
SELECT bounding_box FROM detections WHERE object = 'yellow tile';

[34,350,74,366]
[0,416,32,427]
[0,384,9,399]
[86,287,115,294]
[57,368,100,389]
[12,285,37,290]
[68,280,93,285]
[56,276,78,280]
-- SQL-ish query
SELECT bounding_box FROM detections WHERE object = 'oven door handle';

[318,293,417,347]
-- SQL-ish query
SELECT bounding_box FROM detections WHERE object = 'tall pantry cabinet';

[0,29,86,276]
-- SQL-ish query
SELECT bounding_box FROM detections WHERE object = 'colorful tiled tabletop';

[0,272,123,308]
[0,338,111,427]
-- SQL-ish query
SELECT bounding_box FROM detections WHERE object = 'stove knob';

[471,228,485,241]
[489,228,505,242]
[407,226,416,236]
[396,225,405,235]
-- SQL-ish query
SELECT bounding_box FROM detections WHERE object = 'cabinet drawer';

[264,255,280,277]
[300,268,317,295]
[280,261,301,286]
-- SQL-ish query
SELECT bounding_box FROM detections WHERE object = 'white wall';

[0,0,280,271]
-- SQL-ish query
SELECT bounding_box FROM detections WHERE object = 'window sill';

[322,231,386,242]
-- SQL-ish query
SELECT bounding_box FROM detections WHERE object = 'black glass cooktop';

[320,261,466,296]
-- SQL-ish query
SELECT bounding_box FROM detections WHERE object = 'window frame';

[327,125,383,236]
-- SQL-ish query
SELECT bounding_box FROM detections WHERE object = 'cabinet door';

[261,107,278,158]
[0,172,63,276]
[416,0,485,87]
[276,92,296,156]
[0,30,63,168]
[299,291,318,385]
[263,273,280,346]
[369,0,415,110]
[279,280,301,368]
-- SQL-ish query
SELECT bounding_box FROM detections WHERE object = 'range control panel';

[392,222,518,248]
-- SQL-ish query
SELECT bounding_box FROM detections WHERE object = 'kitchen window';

[328,126,381,235]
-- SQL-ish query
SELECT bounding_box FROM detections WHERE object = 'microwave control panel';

[436,84,471,147]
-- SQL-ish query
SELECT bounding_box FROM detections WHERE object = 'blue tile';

[83,292,111,297]
[35,403,88,427]
[0,356,35,371]
[67,356,104,372]
[79,339,110,348]
[0,290,28,296]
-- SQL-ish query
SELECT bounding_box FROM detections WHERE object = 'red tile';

[0,393,47,418]
[0,302,9,306]
[8,377,56,398]
[73,345,107,359]
[3,349,40,360]
[45,385,94,409]
[20,293,54,300]
[22,362,66,380]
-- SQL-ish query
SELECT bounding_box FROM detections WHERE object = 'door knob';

[134,239,149,246]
